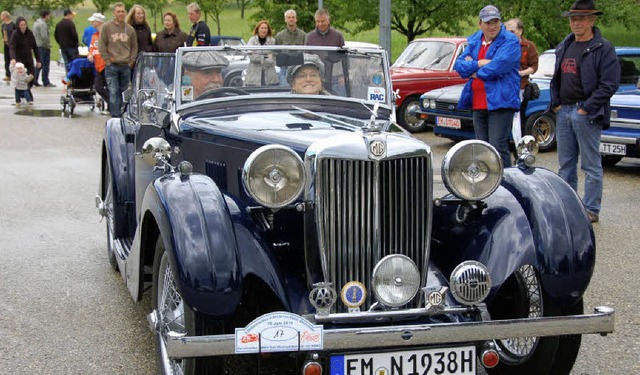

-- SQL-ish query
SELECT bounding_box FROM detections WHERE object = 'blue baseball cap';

[479,5,501,22]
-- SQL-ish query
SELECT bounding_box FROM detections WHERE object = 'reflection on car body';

[97,45,614,375]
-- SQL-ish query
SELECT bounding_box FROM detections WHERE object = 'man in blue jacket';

[550,0,619,223]
[454,5,521,167]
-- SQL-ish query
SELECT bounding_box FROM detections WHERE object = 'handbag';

[523,81,540,101]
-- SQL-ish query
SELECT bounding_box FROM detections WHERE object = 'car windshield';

[174,46,391,108]
[392,40,456,70]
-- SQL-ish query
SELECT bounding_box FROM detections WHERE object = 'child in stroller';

[60,57,97,116]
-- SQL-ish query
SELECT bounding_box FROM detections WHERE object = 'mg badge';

[309,282,337,316]
[424,286,448,311]
[369,140,386,158]
[341,281,367,309]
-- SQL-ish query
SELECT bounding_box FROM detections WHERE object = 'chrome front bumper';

[149,306,614,359]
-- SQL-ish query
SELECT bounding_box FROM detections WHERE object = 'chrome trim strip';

[608,119,640,128]
[601,135,638,144]
[161,306,614,359]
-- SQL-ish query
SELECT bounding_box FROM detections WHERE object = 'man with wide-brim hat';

[550,0,620,224]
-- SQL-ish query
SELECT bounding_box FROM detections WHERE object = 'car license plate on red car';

[436,116,461,129]
[599,142,626,156]
[330,346,475,375]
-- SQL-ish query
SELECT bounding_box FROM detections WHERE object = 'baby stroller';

[60,57,97,117]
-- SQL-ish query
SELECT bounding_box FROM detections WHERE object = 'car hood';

[421,84,465,101]
[391,66,448,79]
[181,110,405,152]
[611,90,640,107]
[421,80,552,102]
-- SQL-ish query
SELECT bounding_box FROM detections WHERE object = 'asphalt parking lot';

[0,56,638,374]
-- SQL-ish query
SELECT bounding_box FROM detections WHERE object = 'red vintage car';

[392,37,468,132]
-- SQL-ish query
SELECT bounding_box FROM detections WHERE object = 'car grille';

[316,156,431,312]
[435,101,471,114]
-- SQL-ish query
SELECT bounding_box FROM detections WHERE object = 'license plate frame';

[436,116,462,129]
[330,345,476,375]
[599,142,626,156]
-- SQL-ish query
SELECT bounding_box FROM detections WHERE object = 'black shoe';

[44,83,56,87]
[33,82,41,87]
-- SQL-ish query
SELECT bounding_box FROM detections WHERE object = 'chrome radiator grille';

[316,156,431,312]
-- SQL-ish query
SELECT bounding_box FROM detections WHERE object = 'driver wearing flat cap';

[182,50,229,98]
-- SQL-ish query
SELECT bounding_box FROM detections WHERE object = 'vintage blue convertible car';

[97,46,614,375]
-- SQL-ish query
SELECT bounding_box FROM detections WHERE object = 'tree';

[138,0,170,32]
[198,0,230,36]
[236,0,251,20]
[91,0,111,14]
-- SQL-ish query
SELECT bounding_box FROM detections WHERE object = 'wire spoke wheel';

[157,248,187,375]
[497,265,542,362]
[104,165,118,269]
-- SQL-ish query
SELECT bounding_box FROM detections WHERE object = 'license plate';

[436,116,461,129]
[330,346,476,375]
[599,142,626,156]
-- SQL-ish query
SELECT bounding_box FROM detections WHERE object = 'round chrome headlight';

[371,255,420,308]
[441,140,503,201]
[243,145,305,208]
[449,261,491,306]
[429,99,437,109]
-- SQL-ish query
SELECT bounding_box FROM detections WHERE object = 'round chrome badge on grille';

[449,261,491,306]
[341,281,367,309]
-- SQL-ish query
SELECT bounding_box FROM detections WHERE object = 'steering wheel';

[196,87,249,100]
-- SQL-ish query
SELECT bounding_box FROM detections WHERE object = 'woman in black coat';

[9,16,40,91]
[127,5,153,61]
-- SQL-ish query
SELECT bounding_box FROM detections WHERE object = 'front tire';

[525,112,556,152]
[486,265,581,375]
[601,155,622,167]
[397,96,428,132]
[103,163,118,270]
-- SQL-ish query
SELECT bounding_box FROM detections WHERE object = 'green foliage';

[91,0,111,14]
[249,0,319,33]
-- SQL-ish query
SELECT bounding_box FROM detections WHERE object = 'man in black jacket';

[186,3,210,47]
[54,9,79,73]
[550,0,620,223]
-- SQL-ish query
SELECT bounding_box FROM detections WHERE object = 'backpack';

[523,81,540,101]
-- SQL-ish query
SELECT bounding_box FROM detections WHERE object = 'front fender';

[143,173,242,316]
[140,172,292,316]
[431,167,594,306]
[102,117,135,238]
[501,167,595,304]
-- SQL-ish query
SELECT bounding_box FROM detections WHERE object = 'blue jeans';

[61,47,79,74]
[15,89,33,103]
[35,47,51,85]
[105,64,131,117]
[556,104,603,214]
[473,108,515,168]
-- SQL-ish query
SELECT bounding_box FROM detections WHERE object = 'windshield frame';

[173,45,394,110]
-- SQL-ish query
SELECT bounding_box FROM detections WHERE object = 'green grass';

[42,5,638,64]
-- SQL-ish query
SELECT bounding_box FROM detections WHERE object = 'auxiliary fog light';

[449,261,491,306]
[371,254,420,307]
